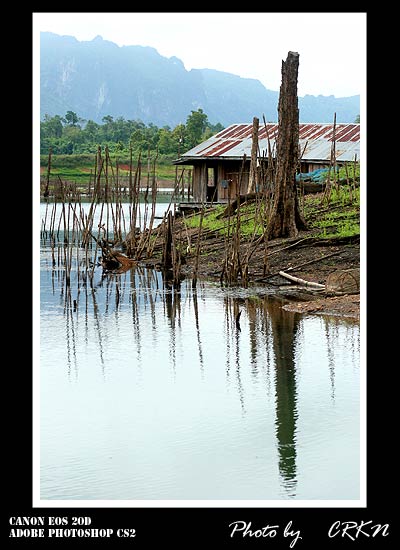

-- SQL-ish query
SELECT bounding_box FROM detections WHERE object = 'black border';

[7,9,394,549]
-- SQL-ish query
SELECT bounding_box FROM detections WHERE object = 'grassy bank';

[40,154,178,186]
[183,185,360,242]
[140,183,360,293]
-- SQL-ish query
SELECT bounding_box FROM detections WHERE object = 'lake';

[38,255,361,503]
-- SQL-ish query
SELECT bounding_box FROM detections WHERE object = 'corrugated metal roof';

[178,123,360,163]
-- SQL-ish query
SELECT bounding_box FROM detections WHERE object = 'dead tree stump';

[267,51,307,239]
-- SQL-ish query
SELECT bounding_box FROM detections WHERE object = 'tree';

[158,127,176,155]
[209,122,224,134]
[83,119,100,142]
[39,111,224,157]
[354,114,360,123]
[41,114,64,138]
[102,115,114,125]
[185,108,208,149]
[64,111,79,126]
[171,124,186,155]
[267,51,307,239]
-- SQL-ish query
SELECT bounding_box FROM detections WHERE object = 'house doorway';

[206,167,218,202]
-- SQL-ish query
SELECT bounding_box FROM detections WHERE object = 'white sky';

[32,12,366,98]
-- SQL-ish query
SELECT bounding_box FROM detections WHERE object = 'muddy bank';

[144,223,360,319]
[282,294,360,320]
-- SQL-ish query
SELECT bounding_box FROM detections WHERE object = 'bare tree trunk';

[247,116,259,193]
[267,51,307,239]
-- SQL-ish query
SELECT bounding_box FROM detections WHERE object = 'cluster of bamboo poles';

[40,148,151,286]
[40,145,191,293]
[217,113,359,288]
[40,116,359,293]
[321,113,359,206]
[218,115,277,288]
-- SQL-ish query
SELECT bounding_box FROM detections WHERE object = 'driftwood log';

[279,268,360,294]
[278,271,325,289]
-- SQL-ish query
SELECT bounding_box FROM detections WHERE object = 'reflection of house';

[173,122,360,203]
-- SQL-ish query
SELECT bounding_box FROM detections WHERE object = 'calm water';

[39,199,169,236]
[38,201,361,502]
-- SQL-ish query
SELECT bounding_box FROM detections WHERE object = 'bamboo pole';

[247,117,259,194]
[43,147,52,198]
[321,112,337,206]
[192,206,205,289]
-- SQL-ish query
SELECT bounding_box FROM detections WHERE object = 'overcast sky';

[33,12,366,98]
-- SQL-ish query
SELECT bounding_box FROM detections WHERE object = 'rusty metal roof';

[176,123,360,163]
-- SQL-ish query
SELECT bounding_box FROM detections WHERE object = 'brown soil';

[282,294,360,319]
[145,219,361,320]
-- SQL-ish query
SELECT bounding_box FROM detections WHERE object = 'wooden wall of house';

[187,158,339,203]
[190,159,349,201]
[218,161,249,201]
[299,161,330,173]
[191,160,253,202]
[192,164,208,202]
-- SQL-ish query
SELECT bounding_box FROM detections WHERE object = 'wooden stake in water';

[43,147,52,198]
[192,206,205,290]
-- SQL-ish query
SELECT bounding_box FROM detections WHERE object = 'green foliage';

[337,163,360,183]
[306,185,360,239]
[40,110,224,157]
[185,108,209,150]
[64,111,80,126]
[41,114,64,139]
[40,154,96,168]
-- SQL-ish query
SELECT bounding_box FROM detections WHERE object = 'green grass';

[317,221,360,239]
[337,163,360,182]
[40,154,96,168]
[185,206,225,232]
[43,166,93,185]
[40,154,179,185]
[41,154,361,242]
[306,186,360,239]
[184,185,360,242]
[184,203,265,239]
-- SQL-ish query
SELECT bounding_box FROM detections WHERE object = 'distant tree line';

[40,108,224,157]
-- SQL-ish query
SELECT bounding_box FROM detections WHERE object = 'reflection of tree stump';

[326,269,360,294]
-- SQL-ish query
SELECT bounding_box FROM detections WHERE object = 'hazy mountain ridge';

[40,32,360,126]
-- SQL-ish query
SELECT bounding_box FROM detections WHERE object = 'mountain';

[40,32,360,127]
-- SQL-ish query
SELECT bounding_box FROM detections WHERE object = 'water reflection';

[222,295,300,495]
[40,245,360,500]
[268,300,300,497]
[192,290,205,376]
[164,274,180,377]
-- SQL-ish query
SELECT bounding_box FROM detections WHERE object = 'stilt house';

[173,122,360,203]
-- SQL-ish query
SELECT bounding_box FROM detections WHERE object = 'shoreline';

[144,227,360,320]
